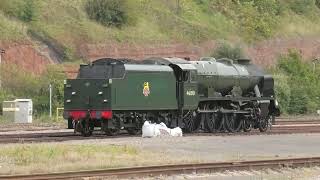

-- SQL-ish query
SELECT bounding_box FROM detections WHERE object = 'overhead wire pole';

[312,58,320,73]
[0,49,5,89]
[49,84,52,118]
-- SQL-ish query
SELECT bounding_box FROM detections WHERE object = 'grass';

[0,13,27,41]
[0,143,194,175]
[0,0,235,46]
[0,144,136,175]
[1,0,320,49]
[276,12,320,38]
[0,113,65,127]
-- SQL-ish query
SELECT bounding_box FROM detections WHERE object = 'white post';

[49,84,52,118]
[0,49,3,89]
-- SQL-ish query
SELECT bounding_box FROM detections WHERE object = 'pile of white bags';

[142,121,183,138]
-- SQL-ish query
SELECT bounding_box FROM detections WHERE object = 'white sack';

[170,127,183,137]
[155,122,171,136]
[142,121,183,138]
[142,121,160,138]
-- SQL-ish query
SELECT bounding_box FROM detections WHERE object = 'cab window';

[190,71,197,82]
[182,71,189,81]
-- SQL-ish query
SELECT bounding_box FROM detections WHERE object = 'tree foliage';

[0,64,65,116]
[316,0,320,9]
[85,0,128,27]
[212,42,245,60]
[0,0,37,22]
[289,0,315,15]
[274,50,320,114]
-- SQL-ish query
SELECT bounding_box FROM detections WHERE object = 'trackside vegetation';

[272,51,320,115]
[0,64,65,118]
[0,144,137,174]
[2,0,320,54]
[0,143,201,175]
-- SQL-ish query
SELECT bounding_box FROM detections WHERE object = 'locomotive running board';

[199,97,274,101]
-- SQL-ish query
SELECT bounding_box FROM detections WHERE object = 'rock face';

[1,37,320,76]
[246,37,320,67]
[77,41,217,62]
[79,37,320,67]
[0,42,53,74]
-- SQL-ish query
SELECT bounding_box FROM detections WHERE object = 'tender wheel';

[79,119,94,137]
[204,113,216,133]
[243,119,252,132]
[183,111,195,133]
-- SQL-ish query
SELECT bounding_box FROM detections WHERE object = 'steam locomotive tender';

[63,57,280,136]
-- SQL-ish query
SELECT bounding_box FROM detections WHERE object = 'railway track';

[275,119,320,125]
[0,119,319,144]
[1,157,320,179]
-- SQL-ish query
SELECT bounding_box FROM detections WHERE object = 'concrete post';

[0,49,4,89]
[49,84,52,118]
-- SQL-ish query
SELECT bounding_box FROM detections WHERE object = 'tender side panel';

[111,71,177,110]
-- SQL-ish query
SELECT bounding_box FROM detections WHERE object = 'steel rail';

[1,157,320,180]
[0,119,319,144]
[0,125,320,144]
[275,119,320,124]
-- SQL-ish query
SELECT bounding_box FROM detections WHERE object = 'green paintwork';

[64,79,111,110]
[182,82,199,109]
[64,65,178,111]
[190,60,260,97]
[111,70,177,110]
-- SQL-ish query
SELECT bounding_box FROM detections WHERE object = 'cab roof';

[142,57,191,65]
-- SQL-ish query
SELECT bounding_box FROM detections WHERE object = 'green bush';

[202,0,281,41]
[273,50,320,114]
[272,72,291,114]
[85,0,128,27]
[289,0,315,15]
[316,0,320,9]
[0,0,38,22]
[0,64,65,117]
[237,0,280,40]
[212,42,245,60]
[20,0,36,22]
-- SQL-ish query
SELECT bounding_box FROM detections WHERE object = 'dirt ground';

[2,130,320,162]
[65,133,320,162]
[0,122,65,132]
[1,132,320,176]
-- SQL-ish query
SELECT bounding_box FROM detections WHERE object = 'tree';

[85,0,128,27]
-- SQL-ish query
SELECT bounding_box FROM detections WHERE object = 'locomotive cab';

[142,57,199,111]
[169,64,199,110]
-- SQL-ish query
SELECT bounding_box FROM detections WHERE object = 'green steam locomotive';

[63,57,280,136]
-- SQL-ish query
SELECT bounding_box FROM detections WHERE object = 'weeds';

[0,143,159,175]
